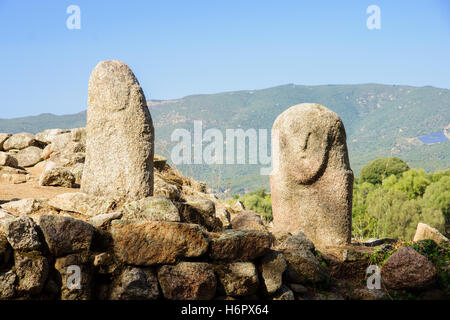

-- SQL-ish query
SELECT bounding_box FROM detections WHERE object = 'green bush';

[360,157,410,185]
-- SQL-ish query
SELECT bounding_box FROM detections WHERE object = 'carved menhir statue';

[81,60,154,201]
[270,103,353,247]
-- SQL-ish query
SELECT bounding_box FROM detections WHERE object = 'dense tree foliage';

[353,163,449,240]
[359,157,410,185]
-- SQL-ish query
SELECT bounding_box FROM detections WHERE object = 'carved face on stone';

[273,103,342,184]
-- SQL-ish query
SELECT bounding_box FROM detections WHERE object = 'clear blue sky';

[1,0,449,118]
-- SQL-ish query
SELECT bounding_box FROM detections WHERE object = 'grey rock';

[121,196,180,222]
[5,215,42,251]
[89,212,122,228]
[158,262,216,300]
[16,146,43,167]
[0,271,16,299]
[3,132,39,151]
[215,262,259,297]
[209,229,271,261]
[110,267,159,300]
[14,251,49,295]
[261,250,287,294]
[39,215,94,257]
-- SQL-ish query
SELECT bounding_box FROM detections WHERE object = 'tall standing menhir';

[270,103,353,247]
[81,60,155,201]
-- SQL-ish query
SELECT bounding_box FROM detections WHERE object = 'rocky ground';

[0,129,448,300]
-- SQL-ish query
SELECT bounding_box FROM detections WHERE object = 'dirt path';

[0,164,79,203]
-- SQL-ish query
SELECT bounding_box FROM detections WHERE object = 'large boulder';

[54,253,93,300]
[158,262,216,300]
[111,220,209,266]
[4,215,42,252]
[110,267,159,300]
[0,166,29,184]
[16,146,43,167]
[413,223,449,245]
[14,251,49,295]
[39,215,94,257]
[48,192,117,216]
[81,60,155,201]
[231,210,268,233]
[178,198,223,232]
[0,133,11,151]
[0,271,16,299]
[209,230,271,261]
[1,198,55,216]
[381,246,437,290]
[39,162,75,188]
[121,196,180,222]
[276,231,329,285]
[270,103,353,247]
[215,262,259,297]
[3,133,41,151]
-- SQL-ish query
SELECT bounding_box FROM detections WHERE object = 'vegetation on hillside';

[231,157,450,241]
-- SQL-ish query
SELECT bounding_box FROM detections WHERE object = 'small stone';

[93,252,118,274]
[381,246,437,290]
[215,204,231,229]
[273,285,295,300]
[289,283,308,294]
[89,212,122,228]
[261,250,287,294]
[110,267,159,300]
[5,215,42,251]
[39,215,94,257]
[158,262,216,300]
[215,262,259,297]
[233,200,245,211]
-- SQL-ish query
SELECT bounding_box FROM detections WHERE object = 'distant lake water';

[418,131,448,144]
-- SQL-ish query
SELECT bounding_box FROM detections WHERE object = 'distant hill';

[1,83,449,194]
